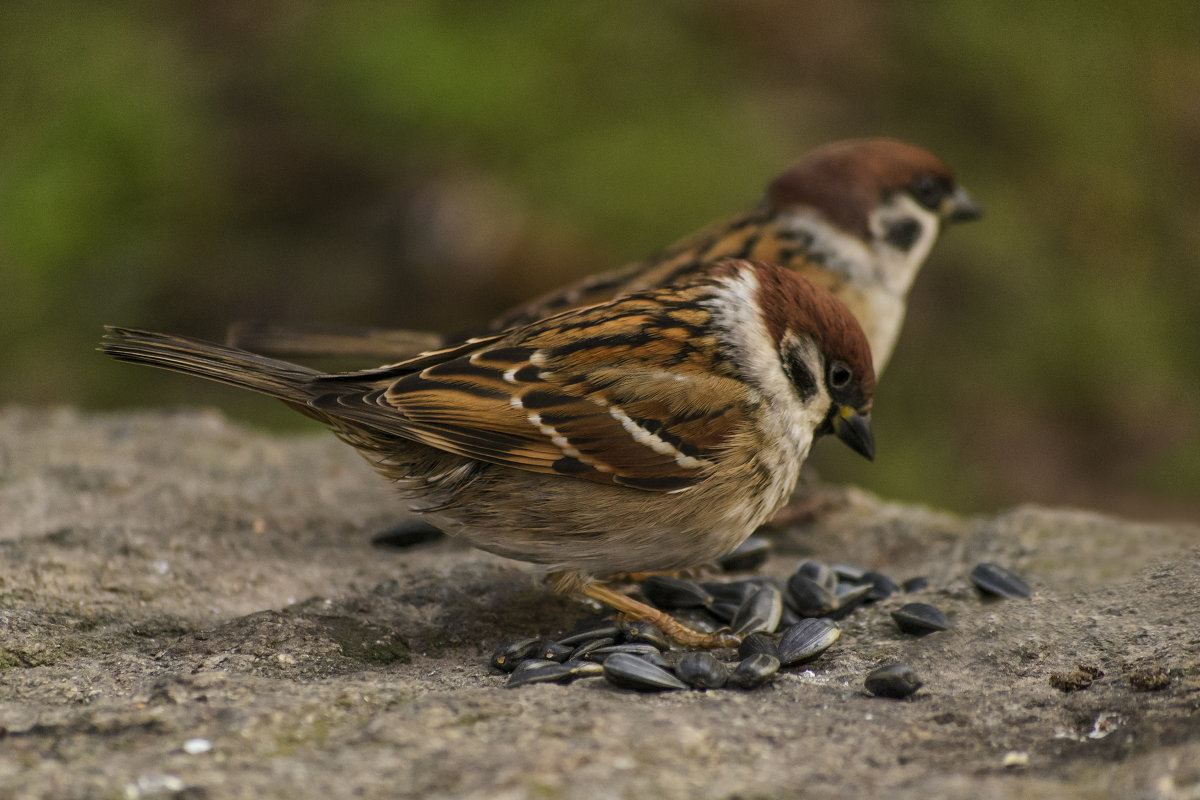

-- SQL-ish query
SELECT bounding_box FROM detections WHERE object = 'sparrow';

[102,259,876,647]
[230,138,978,377]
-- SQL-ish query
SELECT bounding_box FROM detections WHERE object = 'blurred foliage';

[2,1,1197,520]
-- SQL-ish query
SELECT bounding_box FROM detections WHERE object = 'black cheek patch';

[785,354,818,402]
[884,218,923,252]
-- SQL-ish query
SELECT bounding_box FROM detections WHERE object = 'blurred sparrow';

[103,259,875,646]
[231,138,978,377]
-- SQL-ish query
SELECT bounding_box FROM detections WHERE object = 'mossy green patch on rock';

[316,616,411,666]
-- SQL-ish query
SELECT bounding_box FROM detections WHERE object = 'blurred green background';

[3,1,1198,521]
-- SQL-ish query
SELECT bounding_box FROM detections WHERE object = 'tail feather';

[100,326,322,405]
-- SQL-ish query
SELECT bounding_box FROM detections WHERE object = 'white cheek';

[776,209,875,285]
[869,195,941,294]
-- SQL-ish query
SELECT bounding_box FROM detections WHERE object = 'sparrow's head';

[766,139,980,287]
[712,260,876,460]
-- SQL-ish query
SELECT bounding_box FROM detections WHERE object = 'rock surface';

[0,407,1197,799]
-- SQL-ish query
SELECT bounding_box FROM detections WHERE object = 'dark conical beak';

[942,186,982,223]
[833,406,875,461]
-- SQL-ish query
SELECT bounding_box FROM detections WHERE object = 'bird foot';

[579,583,740,649]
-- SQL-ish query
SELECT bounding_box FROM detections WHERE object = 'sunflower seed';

[831,562,870,582]
[777,618,840,666]
[728,654,780,689]
[676,652,729,689]
[490,637,546,673]
[705,601,740,624]
[860,571,898,602]
[731,584,783,636]
[796,559,837,592]
[891,602,950,635]
[640,576,713,609]
[505,658,565,686]
[865,663,922,698]
[556,618,622,646]
[619,620,671,650]
[506,659,603,688]
[716,536,772,571]
[568,636,617,661]
[737,631,780,660]
[701,579,764,606]
[537,641,575,662]
[785,572,839,617]
[602,653,688,692]
[587,643,665,661]
[970,563,1031,598]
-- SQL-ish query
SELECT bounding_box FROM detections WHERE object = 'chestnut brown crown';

[766,138,962,240]
[750,261,875,411]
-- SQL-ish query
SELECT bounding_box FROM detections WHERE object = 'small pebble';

[182,738,212,755]
[1127,666,1171,692]
[1049,663,1103,693]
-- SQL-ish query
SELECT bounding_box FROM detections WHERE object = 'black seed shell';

[728,654,780,689]
[891,602,950,635]
[785,572,839,617]
[717,536,772,571]
[970,563,1031,598]
[865,663,922,698]
[737,631,780,660]
[490,637,545,672]
[731,584,783,635]
[777,618,840,666]
[676,652,729,689]
[640,576,714,609]
[602,653,688,692]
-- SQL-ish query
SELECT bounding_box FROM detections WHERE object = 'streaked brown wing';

[313,286,747,491]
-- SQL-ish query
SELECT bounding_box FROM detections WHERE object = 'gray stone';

[0,407,1198,799]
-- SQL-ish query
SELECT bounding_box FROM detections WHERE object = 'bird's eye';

[829,361,852,390]
[910,175,944,210]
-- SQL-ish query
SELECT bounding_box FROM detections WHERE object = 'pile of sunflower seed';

[491,537,1031,698]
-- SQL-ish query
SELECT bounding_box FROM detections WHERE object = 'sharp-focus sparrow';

[231,138,978,377]
[103,259,876,646]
